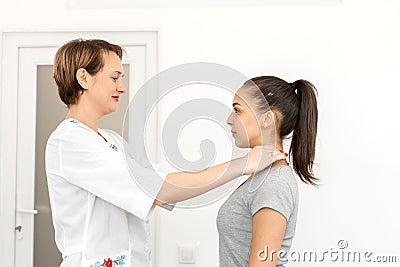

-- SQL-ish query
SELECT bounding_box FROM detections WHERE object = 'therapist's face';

[226,87,263,148]
[85,51,126,115]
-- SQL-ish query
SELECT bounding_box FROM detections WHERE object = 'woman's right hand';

[243,146,286,175]
[155,146,286,205]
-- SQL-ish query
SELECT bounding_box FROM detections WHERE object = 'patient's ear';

[76,68,89,89]
[261,110,276,129]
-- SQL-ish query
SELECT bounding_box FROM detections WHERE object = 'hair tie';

[289,82,297,90]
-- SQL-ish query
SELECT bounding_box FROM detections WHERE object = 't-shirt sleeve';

[54,126,167,221]
[250,177,295,221]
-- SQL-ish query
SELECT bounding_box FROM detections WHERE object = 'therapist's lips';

[231,130,236,137]
[112,96,119,101]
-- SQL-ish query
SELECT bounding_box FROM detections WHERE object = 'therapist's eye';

[111,77,118,82]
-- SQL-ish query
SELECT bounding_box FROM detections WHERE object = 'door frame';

[0,31,159,266]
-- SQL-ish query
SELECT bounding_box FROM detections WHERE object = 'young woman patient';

[217,76,319,267]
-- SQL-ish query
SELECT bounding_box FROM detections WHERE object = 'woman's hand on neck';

[271,142,288,167]
[250,140,288,167]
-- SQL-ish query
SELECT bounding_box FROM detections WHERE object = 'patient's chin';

[235,140,250,149]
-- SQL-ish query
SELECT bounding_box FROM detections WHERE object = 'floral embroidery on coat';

[90,254,126,267]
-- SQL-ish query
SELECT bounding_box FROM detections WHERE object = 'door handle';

[15,193,38,240]
[17,208,38,214]
[15,208,37,240]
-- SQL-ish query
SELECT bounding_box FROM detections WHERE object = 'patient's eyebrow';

[232,102,242,107]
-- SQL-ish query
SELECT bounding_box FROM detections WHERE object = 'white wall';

[1,0,400,266]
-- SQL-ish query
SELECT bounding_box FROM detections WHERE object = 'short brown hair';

[53,39,124,106]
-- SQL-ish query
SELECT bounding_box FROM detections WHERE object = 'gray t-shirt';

[217,165,299,267]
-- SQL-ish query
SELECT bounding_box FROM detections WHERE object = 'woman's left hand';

[243,146,286,175]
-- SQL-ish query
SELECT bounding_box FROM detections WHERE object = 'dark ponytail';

[289,80,319,186]
[243,77,319,186]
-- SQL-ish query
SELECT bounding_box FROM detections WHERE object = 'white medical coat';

[45,119,167,267]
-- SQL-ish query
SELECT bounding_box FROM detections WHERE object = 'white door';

[0,31,159,267]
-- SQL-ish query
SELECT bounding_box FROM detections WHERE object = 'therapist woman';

[45,38,285,267]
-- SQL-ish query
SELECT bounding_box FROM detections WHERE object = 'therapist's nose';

[118,81,127,94]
